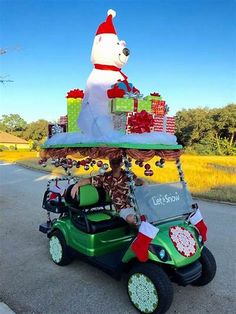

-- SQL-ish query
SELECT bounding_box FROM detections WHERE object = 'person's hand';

[71,182,80,199]
[126,214,137,226]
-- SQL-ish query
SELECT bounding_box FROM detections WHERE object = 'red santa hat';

[96,9,117,35]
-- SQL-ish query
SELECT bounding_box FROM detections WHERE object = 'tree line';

[0,103,235,155]
[0,114,48,150]
[175,103,236,155]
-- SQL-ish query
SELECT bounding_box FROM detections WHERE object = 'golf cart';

[39,149,216,314]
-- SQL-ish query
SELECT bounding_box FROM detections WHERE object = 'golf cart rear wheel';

[49,230,74,266]
[192,246,216,286]
[127,263,173,314]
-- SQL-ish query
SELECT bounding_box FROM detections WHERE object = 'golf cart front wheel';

[127,263,173,314]
[192,246,216,286]
[49,230,74,266]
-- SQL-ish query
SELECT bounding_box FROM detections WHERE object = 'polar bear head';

[91,9,130,68]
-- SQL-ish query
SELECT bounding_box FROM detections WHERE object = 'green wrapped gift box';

[109,98,152,113]
[67,98,82,132]
[144,95,162,101]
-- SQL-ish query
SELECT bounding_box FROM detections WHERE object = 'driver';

[71,156,144,225]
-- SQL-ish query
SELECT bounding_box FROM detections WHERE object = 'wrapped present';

[151,100,167,116]
[126,110,155,134]
[112,113,127,133]
[59,115,68,125]
[109,93,152,113]
[66,89,84,132]
[107,81,140,98]
[144,92,162,101]
[153,116,175,134]
[48,123,67,138]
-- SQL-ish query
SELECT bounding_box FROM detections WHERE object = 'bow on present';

[66,89,84,99]
[107,85,125,98]
[107,80,140,98]
[127,110,154,133]
[150,92,161,97]
[124,91,144,99]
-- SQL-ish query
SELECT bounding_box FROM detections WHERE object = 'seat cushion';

[72,213,127,233]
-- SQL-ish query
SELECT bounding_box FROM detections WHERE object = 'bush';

[0,145,9,152]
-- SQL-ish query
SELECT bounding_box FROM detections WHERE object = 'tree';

[175,104,236,155]
[23,119,48,141]
[0,114,27,133]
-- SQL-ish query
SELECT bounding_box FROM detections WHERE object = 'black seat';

[71,212,128,233]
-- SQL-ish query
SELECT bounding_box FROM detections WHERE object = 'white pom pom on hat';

[96,9,117,35]
[107,9,116,18]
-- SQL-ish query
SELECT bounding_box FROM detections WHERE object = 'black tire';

[192,246,216,286]
[127,263,173,314]
[49,229,74,266]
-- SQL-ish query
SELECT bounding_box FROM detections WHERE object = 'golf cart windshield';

[134,182,193,223]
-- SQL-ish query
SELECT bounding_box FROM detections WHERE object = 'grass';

[0,151,235,203]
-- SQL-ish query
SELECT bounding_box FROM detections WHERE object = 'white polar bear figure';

[78,9,130,138]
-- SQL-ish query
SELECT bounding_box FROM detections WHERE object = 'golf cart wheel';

[127,263,173,314]
[192,246,216,286]
[49,230,74,266]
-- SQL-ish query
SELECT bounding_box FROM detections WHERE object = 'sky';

[0,0,235,122]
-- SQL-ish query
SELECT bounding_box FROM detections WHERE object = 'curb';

[0,303,16,314]
[193,197,236,206]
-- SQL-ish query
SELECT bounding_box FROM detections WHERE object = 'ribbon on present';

[66,89,84,99]
[107,80,141,99]
[123,91,144,112]
[127,110,154,133]
[123,91,144,99]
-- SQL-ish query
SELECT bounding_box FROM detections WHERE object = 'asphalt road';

[0,162,236,314]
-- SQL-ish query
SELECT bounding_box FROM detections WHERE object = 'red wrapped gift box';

[151,100,166,116]
[153,116,175,134]
[59,115,68,125]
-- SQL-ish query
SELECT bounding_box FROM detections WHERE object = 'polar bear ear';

[95,35,103,44]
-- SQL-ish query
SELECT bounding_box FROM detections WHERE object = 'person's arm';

[70,177,91,199]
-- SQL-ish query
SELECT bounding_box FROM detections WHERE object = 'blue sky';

[0,0,235,122]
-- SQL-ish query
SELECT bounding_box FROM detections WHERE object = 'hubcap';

[128,273,158,313]
[49,236,63,263]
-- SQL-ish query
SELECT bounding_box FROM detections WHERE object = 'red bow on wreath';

[66,89,84,98]
[128,110,154,134]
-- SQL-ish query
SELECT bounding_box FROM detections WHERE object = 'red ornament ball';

[97,160,103,167]
[80,160,86,166]
[67,158,72,165]
[144,169,153,176]
[86,157,92,164]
